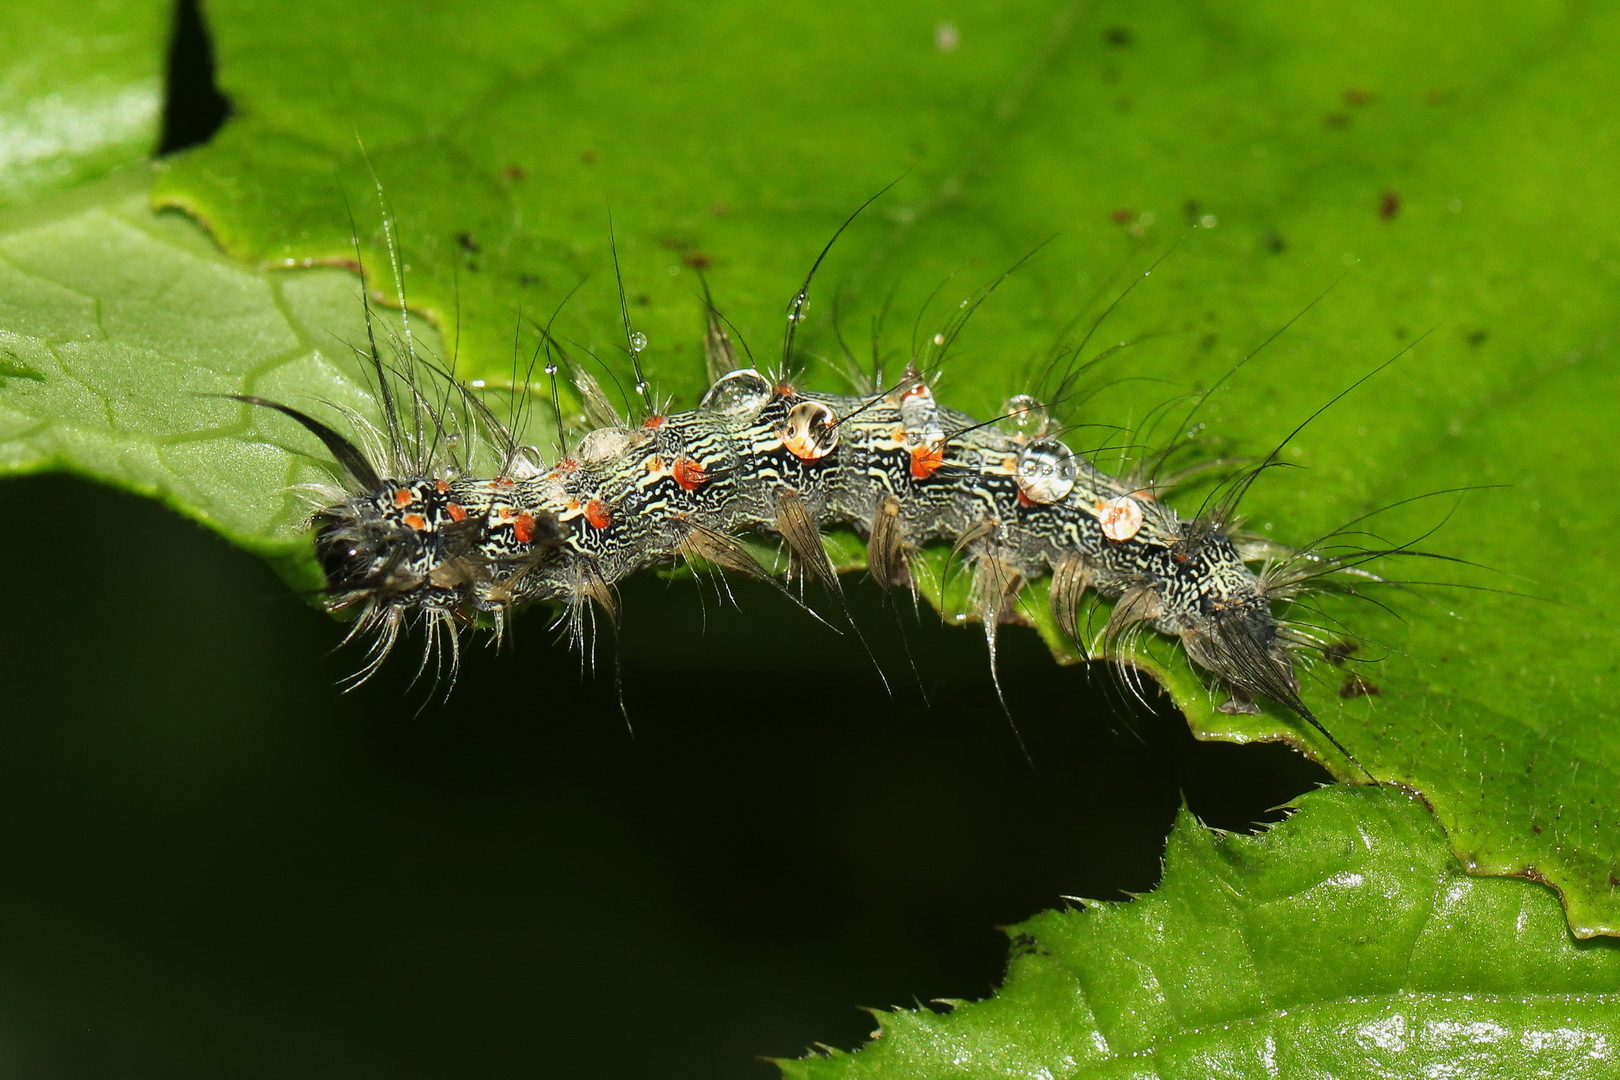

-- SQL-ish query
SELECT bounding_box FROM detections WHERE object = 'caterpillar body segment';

[295,365,1345,764]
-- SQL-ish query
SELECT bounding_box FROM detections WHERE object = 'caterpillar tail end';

[1189,608,1377,783]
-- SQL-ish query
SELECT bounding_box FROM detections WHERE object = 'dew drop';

[1003,393,1049,433]
[699,368,774,417]
[781,399,840,461]
[629,331,648,353]
[1015,438,1077,504]
[576,426,634,464]
[509,445,546,479]
[1098,494,1145,542]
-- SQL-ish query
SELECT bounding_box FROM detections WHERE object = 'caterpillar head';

[232,395,531,617]
[314,481,475,614]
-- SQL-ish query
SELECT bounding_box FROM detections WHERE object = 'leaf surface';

[0,0,169,210]
[784,786,1620,1080]
[2,0,1618,932]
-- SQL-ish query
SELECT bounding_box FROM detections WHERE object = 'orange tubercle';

[673,457,708,491]
[393,488,414,508]
[644,414,665,429]
[909,442,945,480]
[514,512,537,544]
[446,503,467,522]
[585,499,612,530]
[403,513,428,532]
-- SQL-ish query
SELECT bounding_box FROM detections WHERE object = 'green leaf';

[3,0,1620,934]
[0,0,170,210]
[0,167,421,586]
[782,785,1620,1080]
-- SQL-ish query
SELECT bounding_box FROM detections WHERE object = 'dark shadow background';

[0,475,1327,1078]
[0,6,1323,1075]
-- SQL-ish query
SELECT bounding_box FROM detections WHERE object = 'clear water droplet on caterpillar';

[700,368,773,416]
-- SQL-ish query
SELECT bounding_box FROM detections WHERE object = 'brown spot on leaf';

[1339,674,1382,699]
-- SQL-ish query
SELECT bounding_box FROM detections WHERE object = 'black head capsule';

[312,494,433,607]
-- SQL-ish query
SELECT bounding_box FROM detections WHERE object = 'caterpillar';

[241,218,1405,776]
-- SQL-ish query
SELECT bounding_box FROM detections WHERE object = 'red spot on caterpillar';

[446,503,467,522]
[673,457,708,490]
[1016,489,1036,508]
[556,459,579,473]
[514,512,537,544]
[495,476,516,489]
[910,442,945,480]
[585,500,612,529]
[394,488,414,507]
[774,382,797,397]
[644,414,665,429]
[403,513,428,532]
[435,479,449,494]
[647,456,665,474]
[900,382,930,403]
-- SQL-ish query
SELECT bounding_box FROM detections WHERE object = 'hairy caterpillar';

[241,216,1408,776]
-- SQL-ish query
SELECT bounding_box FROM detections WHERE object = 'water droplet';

[510,446,547,479]
[1098,494,1145,542]
[1015,438,1077,504]
[900,381,943,449]
[781,399,839,461]
[699,368,773,416]
[544,362,559,376]
[576,426,634,464]
[628,331,648,353]
[469,379,487,389]
[933,332,946,346]
[1003,394,1048,433]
